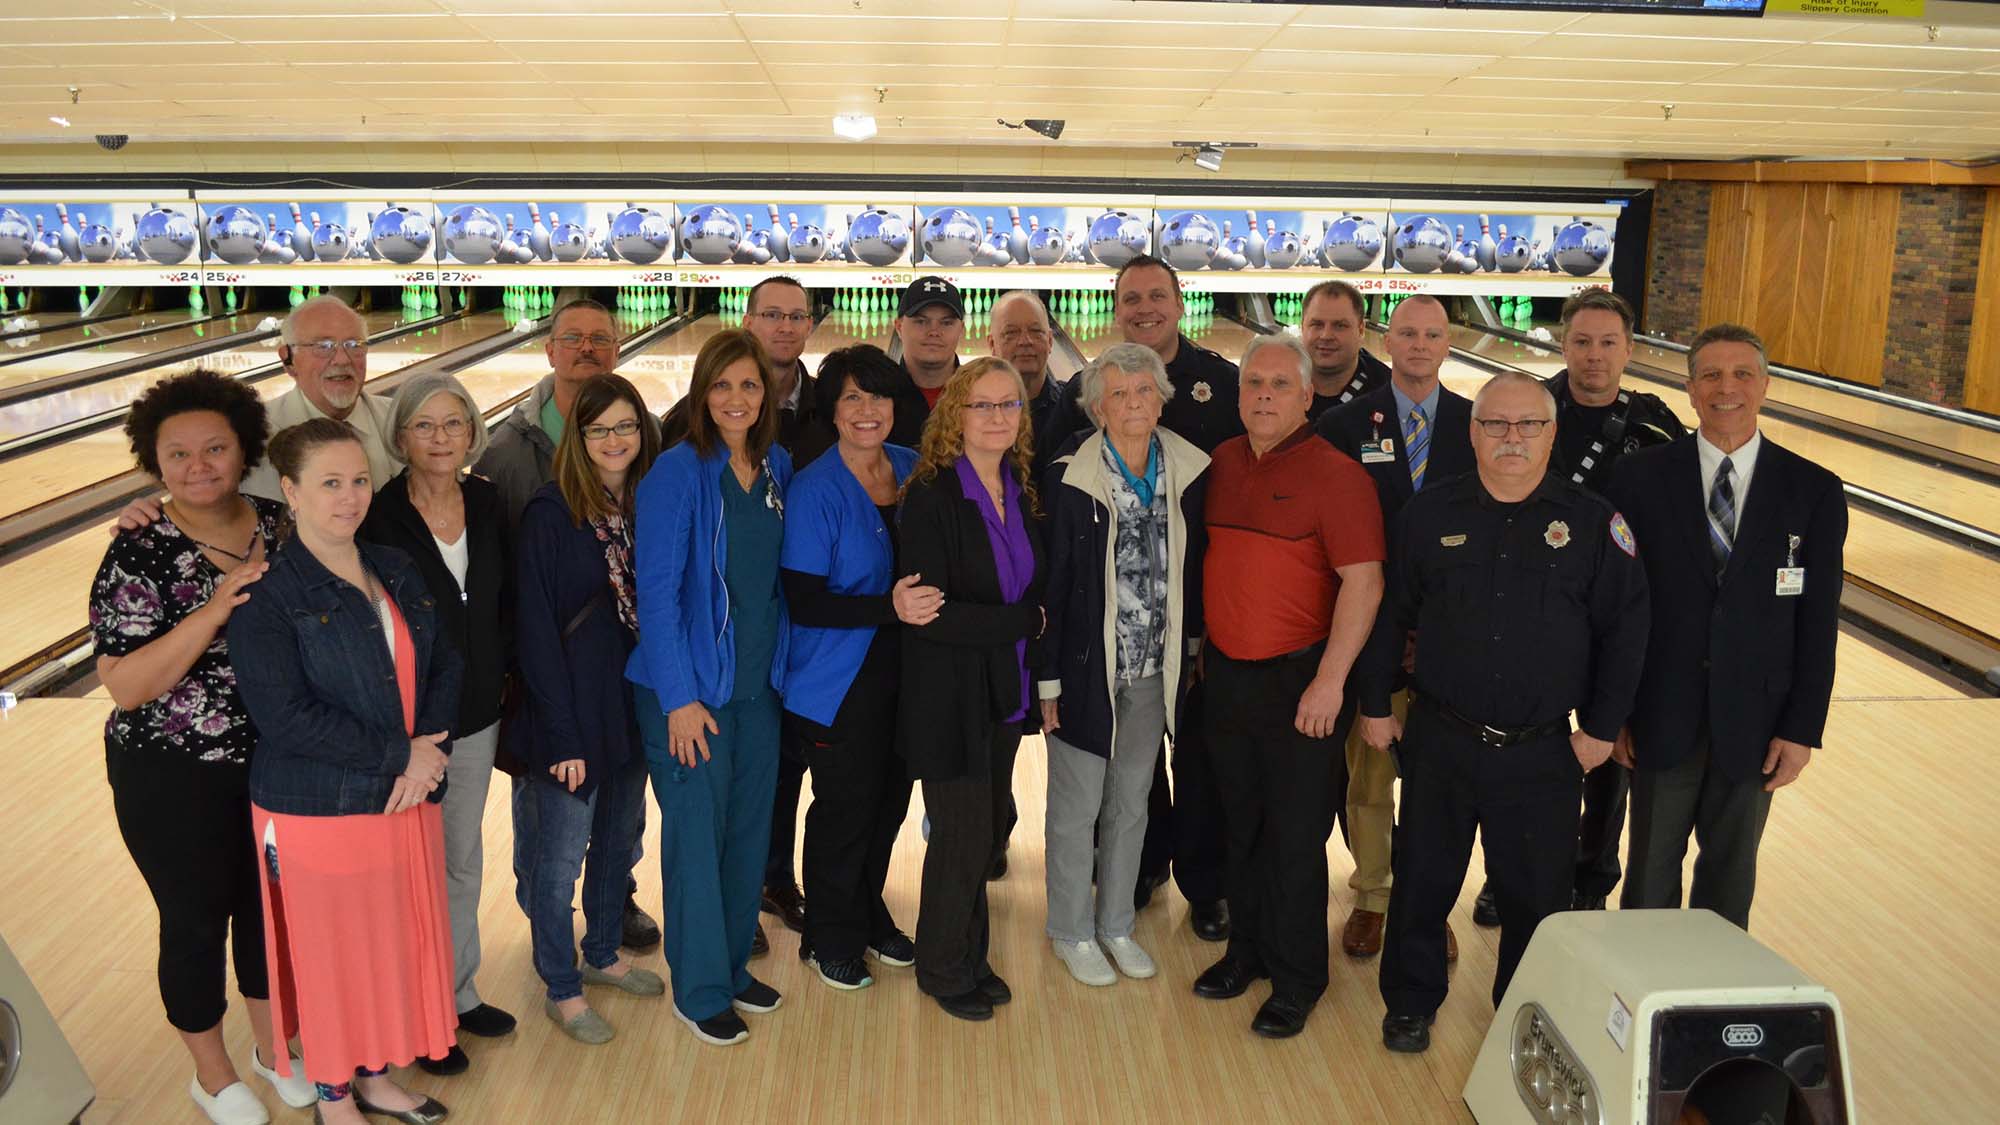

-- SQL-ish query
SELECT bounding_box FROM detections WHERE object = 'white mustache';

[1488,441,1529,459]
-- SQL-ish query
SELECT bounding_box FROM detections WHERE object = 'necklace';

[169,500,257,564]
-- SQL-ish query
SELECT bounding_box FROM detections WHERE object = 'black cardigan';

[895,468,1046,782]
[360,471,511,733]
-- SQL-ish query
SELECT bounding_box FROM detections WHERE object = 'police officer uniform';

[1360,470,1649,1047]
[1546,368,1686,910]
[1060,333,1244,929]
[1308,346,1392,422]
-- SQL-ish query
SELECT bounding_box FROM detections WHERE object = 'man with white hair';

[1358,369,1649,1054]
[242,294,399,499]
[1193,332,1384,1040]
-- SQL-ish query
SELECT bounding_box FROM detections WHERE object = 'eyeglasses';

[581,419,642,440]
[752,310,812,325]
[1474,418,1551,438]
[295,338,366,358]
[965,399,1024,416]
[554,332,616,350]
[406,418,469,439]
[997,327,1050,343]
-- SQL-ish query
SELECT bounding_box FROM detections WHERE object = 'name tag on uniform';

[1360,439,1396,464]
[1775,568,1805,597]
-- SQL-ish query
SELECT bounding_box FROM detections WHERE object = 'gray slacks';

[1620,739,1774,930]
[443,720,500,1012]
[1044,674,1167,945]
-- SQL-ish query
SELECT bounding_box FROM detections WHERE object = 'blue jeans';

[637,685,779,1021]
[513,755,646,1003]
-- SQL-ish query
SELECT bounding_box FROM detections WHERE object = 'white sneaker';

[188,1075,270,1125]
[249,1047,316,1109]
[1101,934,1157,979]
[1052,939,1117,986]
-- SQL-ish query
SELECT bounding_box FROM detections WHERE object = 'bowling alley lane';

[1441,326,2000,537]
[0,311,510,525]
[0,308,202,358]
[0,308,426,442]
[0,313,260,393]
[1404,331,2000,643]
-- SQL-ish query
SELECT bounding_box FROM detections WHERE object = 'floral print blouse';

[89,496,287,765]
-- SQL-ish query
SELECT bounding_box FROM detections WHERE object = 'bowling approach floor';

[0,625,1991,1123]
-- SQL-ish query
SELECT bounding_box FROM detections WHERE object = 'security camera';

[95,134,128,151]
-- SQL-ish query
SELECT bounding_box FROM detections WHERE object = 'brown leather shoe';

[1446,923,1459,963]
[1341,908,1386,958]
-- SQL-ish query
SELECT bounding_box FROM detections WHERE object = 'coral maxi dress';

[251,590,459,1084]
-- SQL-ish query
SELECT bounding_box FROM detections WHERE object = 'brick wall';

[1643,180,1710,344]
[1884,186,1985,404]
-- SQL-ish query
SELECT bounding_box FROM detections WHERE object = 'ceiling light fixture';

[832,113,877,141]
[49,116,71,127]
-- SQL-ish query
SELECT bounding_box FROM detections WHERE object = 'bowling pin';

[1244,210,1266,269]
[767,204,790,263]
[189,286,205,312]
[1007,206,1029,265]
[56,203,80,262]
[288,202,314,262]
[528,202,552,261]
[603,212,620,261]
[1477,214,1498,273]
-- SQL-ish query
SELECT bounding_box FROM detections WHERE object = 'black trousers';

[1573,761,1630,898]
[1379,708,1582,1018]
[1138,675,1229,904]
[915,724,1021,998]
[765,739,808,891]
[1203,651,1340,1005]
[793,662,912,962]
[107,741,268,1033]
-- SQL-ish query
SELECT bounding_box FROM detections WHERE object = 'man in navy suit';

[1605,323,1847,930]
[1314,294,1472,961]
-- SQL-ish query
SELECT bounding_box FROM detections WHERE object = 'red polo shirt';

[1204,425,1384,661]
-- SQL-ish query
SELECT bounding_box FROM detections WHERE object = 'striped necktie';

[1707,456,1737,574]
[1405,406,1431,491]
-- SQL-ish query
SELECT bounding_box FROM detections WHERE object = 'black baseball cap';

[898,276,964,320]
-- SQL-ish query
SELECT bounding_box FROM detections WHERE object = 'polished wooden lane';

[1,628,1988,1123]
[0,309,194,359]
[0,315,258,393]
[0,313,511,524]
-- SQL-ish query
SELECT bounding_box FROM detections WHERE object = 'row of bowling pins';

[400,285,443,312]
[617,285,675,313]
[501,285,557,314]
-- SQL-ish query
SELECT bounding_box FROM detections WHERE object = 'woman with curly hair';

[897,356,1047,1022]
[89,368,316,1123]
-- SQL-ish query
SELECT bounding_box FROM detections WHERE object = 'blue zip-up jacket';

[627,440,794,714]
[230,537,463,817]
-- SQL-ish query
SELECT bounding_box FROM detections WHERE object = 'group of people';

[92,258,1845,1125]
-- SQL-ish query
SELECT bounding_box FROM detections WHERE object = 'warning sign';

[1767,0,1924,16]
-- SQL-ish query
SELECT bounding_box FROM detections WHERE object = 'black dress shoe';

[761,881,806,933]
[751,923,770,958]
[1132,869,1169,910]
[1252,995,1314,1039]
[986,851,1009,881]
[976,971,1012,1006]
[1190,898,1231,942]
[1572,890,1608,911]
[1382,1012,1435,1054]
[1472,883,1500,928]
[1192,957,1267,1000]
[622,895,662,951]
[352,1092,450,1124]
[935,988,994,1022]
[414,1045,467,1076]
[456,1003,515,1038]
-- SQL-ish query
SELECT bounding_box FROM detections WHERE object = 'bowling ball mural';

[1158,210,1221,271]
[680,204,743,265]
[548,212,589,262]
[665,201,910,268]
[612,204,674,264]
[204,205,267,265]
[848,207,909,266]
[311,216,350,262]
[136,204,198,265]
[0,208,37,265]
[1495,226,1530,274]
[442,204,505,265]
[1318,212,1384,272]
[1552,216,1614,277]
[1151,204,1314,272]
[918,207,982,267]
[1387,215,1453,274]
[371,204,434,265]
[78,220,118,263]
[1088,210,1152,269]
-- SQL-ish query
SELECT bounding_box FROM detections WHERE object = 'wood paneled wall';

[1969,190,2000,415]
[1699,181,1899,387]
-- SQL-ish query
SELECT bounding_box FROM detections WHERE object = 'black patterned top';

[89,496,288,765]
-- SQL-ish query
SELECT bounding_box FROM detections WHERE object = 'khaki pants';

[1342,689,1406,913]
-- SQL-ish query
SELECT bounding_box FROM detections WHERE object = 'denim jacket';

[229,536,464,817]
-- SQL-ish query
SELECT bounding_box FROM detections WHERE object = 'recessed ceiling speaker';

[93,135,127,151]
[1463,910,1853,1125]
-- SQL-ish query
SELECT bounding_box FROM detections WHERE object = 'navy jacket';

[1605,435,1847,782]
[231,538,463,817]
[1037,429,1208,760]
[1315,380,1477,525]
[360,471,511,734]
[510,482,642,800]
